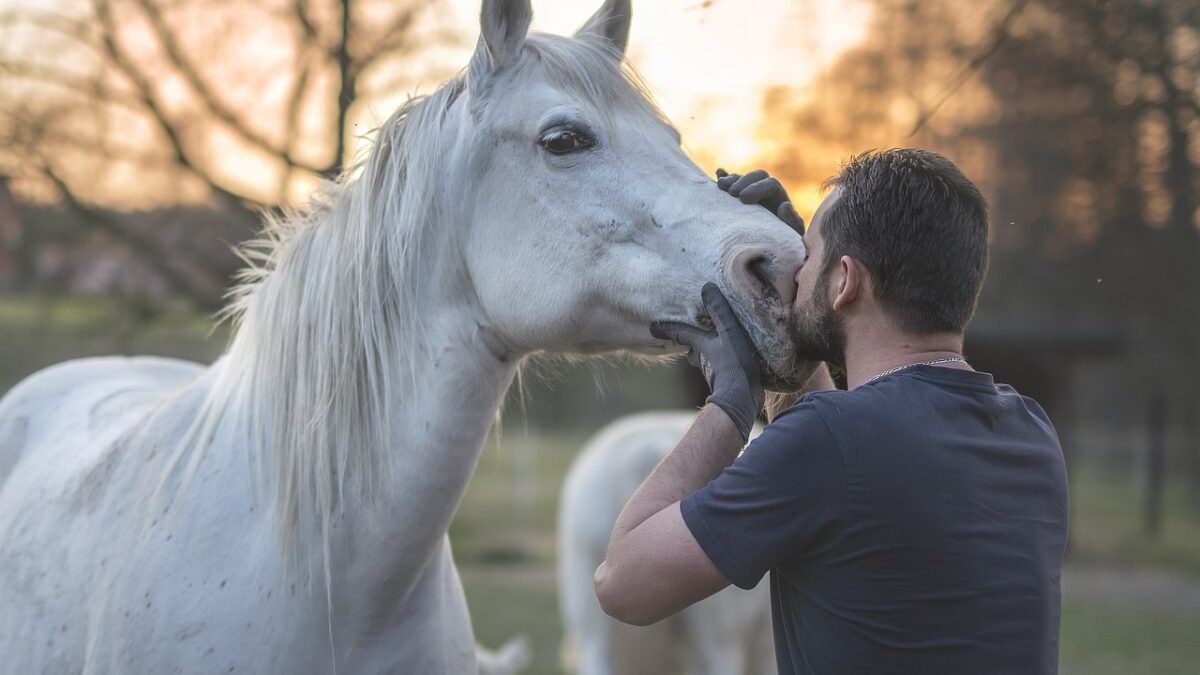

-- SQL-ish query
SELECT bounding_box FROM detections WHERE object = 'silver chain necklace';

[866,357,967,384]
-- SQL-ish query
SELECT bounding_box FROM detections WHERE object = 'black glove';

[716,168,805,234]
[650,283,764,441]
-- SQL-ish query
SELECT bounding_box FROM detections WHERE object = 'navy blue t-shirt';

[681,366,1068,675]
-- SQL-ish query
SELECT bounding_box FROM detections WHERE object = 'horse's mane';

[154,80,460,558]
[155,32,674,561]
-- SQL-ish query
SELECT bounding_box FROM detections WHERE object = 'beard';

[789,270,847,370]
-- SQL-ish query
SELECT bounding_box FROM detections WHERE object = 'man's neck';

[843,328,969,389]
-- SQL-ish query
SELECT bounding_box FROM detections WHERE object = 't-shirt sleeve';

[680,399,847,589]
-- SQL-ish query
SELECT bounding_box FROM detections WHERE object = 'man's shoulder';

[996,382,1054,424]
[783,384,887,425]
[770,391,843,430]
[758,392,853,460]
[775,375,962,445]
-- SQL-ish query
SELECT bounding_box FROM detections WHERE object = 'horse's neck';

[335,306,518,601]
[380,309,518,539]
[206,156,519,616]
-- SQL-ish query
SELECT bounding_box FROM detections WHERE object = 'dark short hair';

[820,149,989,334]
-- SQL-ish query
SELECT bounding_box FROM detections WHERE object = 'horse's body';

[559,412,774,675]
[1,353,506,673]
[0,2,810,672]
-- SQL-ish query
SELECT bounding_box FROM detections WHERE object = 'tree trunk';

[329,0,356,178]
[1153,1,1200,511]
[0,176,34,290]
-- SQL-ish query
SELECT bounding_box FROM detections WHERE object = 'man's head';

[791,149,989,367]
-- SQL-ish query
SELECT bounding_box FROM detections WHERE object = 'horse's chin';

[747,311,820,392]
[724,295,816,393]
[641,330,814,391]
[655,329,817,392]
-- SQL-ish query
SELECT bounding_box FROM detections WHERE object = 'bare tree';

[0,0,455,303]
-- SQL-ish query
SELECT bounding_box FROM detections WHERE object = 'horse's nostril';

[728,246,802,309]
[747,256,775,296]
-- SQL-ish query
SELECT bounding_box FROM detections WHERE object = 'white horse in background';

[559,412,774,675]
[0,0,811,672]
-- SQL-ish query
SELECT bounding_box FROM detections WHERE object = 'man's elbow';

[593,561,663,627]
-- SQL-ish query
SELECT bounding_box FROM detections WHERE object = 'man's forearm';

[593,405,749,624]
[607,364,835,554]
[595,366,836,623]
[604,404,743,560]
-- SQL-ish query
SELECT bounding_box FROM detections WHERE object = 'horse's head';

[451,0,814,388]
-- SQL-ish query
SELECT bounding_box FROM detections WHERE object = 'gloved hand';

[650,283,764,441]
[716,168,805,234]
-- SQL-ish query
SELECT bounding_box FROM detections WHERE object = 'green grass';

[452,432,580,563]
[1060,597,1200,675]
[1069,474,1200,576]
[463,565,566,675]
[454,433,584,675]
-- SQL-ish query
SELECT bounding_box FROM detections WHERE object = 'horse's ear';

[470,0,532,87]
[574,0,631,57]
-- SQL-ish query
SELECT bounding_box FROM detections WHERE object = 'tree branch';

[94,0,262,211]
[281,2,316,196]
[0,10,94,43]
[908,0,1033,137]
[42,161,219,308]
[350,7,420,76]
[327,0,355,176]
[0,60,143,112]
[293,0,319,44]
[132,0,324,173]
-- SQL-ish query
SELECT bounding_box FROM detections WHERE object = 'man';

[593,149,1068,674]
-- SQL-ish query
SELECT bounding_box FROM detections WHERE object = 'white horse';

[0,1,810,673]
[559,412,774,675]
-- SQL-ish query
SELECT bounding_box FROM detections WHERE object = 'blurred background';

[1,0,1198,672]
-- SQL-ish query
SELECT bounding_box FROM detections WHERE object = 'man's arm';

[595,362,836,626]
[594,284,764,624]
[593,404,741,625]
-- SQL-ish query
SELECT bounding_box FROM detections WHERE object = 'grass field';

[1068,475,1200,577]
[4,293,1200,673]
[1059,596,1200,675]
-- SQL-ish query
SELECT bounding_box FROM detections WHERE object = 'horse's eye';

[539,127,595,155]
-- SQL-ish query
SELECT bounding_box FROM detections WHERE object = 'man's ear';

[831,255,864,312]
[469,0,533,98]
